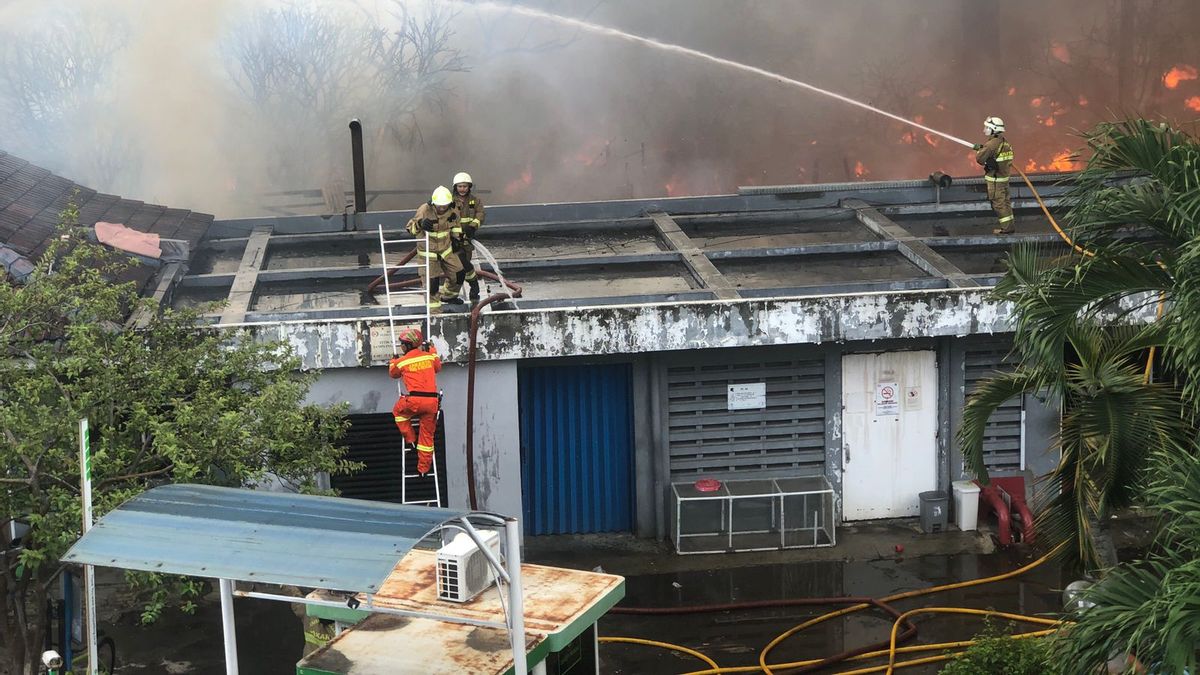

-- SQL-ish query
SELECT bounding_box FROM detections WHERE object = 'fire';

[1187,96,1200,113]
[1050,41,1071,64]
[1030,97,1044,108]
[503,168,533,197]
[1041,116,1057,127]
[573,138,610,167]
[1163,65,1198,90]
[854,161,869,178]
[1025,149,1079,173]
[923,133,940,147]
[1078,95,1088,107]
[917,88,934,98]
[1007,87,1017,96]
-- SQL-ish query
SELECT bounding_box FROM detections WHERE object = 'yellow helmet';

[431,185,453,206]
[452,172,473,187]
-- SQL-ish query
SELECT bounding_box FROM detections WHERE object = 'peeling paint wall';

[442,290,1016,363]
[302,360,521,520]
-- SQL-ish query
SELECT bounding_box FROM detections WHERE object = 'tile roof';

[0,149,214,292]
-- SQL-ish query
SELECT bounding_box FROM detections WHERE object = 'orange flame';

[1078,95,1088,107]
[854,161,869,178]
[1050,41,1071,64]
[917,88,934,98]
[1030,97,1045,108]
[1187,96,1200,112]
[1025,149,1078,173]
[1041,116,1057,127]
[1163,65,1199,90]
[503,168,533,197]
[1007,86,1017,96]
[923,133,941,147]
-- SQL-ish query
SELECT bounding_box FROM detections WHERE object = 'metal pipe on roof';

[219,579,239,675]
[349,119,367,213]
[504,518,527,675]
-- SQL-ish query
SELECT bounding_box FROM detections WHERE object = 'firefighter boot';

[468,279,480,303]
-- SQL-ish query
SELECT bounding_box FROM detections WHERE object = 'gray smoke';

[1,0,1198,217]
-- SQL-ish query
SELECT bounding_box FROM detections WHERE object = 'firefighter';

[974,116,1015,234]
[389,326,441,475]
[450,172,486,302]
[406,186,465,313]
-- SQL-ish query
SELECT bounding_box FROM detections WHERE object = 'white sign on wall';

[727,383,766,410]
[875,381,899,416]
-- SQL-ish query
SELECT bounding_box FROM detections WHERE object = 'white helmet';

[984,116,1005,136]
[431,185,453,206]
[452,172,473,187]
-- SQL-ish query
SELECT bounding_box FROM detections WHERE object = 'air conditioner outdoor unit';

[437,529,500,603]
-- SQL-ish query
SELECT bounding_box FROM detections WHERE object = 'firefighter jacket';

[389,344,441,394]
[975,135,1014,179]
[452,193,486,240]
[406,203,461,256]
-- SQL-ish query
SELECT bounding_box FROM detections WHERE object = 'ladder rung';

[403,499,439,505]
[402,474,437,479]
[382,238,422,245]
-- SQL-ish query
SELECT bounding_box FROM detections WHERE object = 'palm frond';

[958,371,1045,485]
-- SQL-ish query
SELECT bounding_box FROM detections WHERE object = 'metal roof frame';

[62,484,530,675]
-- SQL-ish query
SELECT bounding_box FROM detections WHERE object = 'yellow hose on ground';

[675,628,1056,675]
[598,636,720,671]
[882,608,1063,674]
[755,542,1065,674]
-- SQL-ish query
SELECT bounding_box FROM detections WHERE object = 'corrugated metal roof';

[62,484,470,593]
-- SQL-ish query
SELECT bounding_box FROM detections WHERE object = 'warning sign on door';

[875,381,899,416]
[727,382,766,410]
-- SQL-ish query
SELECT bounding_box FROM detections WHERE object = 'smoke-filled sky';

[1,0,1199,217]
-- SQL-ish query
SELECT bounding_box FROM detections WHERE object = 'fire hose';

[600,543,1065,675]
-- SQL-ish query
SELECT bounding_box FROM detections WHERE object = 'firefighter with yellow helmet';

[974,116,1015,235]
[450,171,486,302]
[406,186,465,313]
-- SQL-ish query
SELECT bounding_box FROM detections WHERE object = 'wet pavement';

[76,513,1159,674]
[595,549,1064,674]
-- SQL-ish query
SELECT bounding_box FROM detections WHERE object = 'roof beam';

[219,225,272,324]
[648,211,740,300]
[842,199,978,289]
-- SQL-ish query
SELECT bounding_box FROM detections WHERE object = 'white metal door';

[842,351,938,520]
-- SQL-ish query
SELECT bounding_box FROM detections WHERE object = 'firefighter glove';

[464,224,478,240]
[420,218,437,232]
[972,143,983,151]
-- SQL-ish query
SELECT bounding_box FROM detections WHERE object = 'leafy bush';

[939,629,1057,675]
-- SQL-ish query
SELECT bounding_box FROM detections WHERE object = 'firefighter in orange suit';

[389,327,441,475]
[406,186,464,313]
[974,116,1015,234]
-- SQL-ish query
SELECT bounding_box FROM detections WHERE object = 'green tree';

[0,207,352,674]
[959,119,1200,670]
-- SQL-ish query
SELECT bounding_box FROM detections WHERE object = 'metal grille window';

[666,356,825,479]
[331,413,446,505]
[964,342,1023,471]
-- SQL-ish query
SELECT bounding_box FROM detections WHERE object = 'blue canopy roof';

[62,484,471,593]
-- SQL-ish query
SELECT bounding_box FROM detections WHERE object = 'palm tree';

[959,118,1200,670]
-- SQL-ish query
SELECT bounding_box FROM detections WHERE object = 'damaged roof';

[0,149,214,292]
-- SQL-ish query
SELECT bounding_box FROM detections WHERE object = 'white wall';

[306,362,523,519]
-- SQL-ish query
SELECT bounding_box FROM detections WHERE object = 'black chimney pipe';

[349,119,366,213]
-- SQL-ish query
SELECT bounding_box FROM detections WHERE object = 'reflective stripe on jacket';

[389,345,441,393]
[976,135,1014,179]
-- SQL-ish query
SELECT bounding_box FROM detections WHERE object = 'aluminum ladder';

[377,224,442,507]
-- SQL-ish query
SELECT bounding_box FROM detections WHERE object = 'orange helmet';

[399,326,423,348]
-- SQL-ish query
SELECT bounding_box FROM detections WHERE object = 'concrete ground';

[72,514,1153,674]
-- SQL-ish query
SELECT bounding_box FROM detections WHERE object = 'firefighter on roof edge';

[973,116,1015,234]
[406,186,465,313]
[390,327,441,476]
[450,171,486,302]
